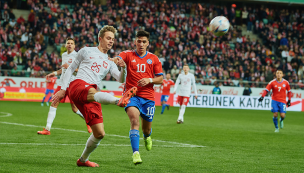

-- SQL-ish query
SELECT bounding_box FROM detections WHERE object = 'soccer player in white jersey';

[173,64,198,124]
[52,25,137,167]
[37,38,92,135]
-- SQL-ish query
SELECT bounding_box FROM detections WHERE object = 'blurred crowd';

[0,0,303,89]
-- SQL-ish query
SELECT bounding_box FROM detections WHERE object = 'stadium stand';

[0,0,303,89]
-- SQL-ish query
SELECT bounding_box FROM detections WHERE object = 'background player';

[37,38,91,135]
[173,65,198,124]
[52,25,136,167]
[259,69,291,132]
[160,73,175,114]
[116,30,163,165]
[41,76,57,106]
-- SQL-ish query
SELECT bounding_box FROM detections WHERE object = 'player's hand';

[46,73,56,78]
[108,57,119,64]
[62,63,69,69]
[52,90,66,105]
[195,95,198,99]
[287,100,291,107]
[116,58,126,68]
[137,78,150,87]
[173,91,176,94]
[258,97,264,102]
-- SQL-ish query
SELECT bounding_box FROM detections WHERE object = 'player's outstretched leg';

[37,106,57,135]
[93,87,137,107]
[117,87,137,107]
[77,124,104,167]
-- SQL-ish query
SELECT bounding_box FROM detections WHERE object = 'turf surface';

[0,101,303,172]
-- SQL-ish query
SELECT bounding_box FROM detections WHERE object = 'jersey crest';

[147,59,152,64]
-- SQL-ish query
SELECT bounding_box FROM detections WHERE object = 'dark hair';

[136,30,150,40]
[66,37,75,43]
[276,69,283,73]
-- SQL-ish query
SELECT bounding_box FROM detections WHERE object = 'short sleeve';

[153,56,163,76]
[118,51,129,64]
[266,82,272,91]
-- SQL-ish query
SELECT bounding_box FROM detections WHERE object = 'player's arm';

[259,82,272,102]
[137,75,163,87]
[173,75,181,94]
[109,58,126,83]
[52,49,84,104]
[46,68,62,78]
[287,83,292,107]
[192,75,198,99]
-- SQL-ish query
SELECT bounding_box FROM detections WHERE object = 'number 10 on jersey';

[136,64,146,73]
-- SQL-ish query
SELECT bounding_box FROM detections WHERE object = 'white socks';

[93,92,119,105]
[80,134,102,162]
[76,110,84,119]
[177,105,186,122]
[45,106,57,131]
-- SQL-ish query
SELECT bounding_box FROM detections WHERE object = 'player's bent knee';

[280,113,286,118]
[87,88,98,102]
[273,112,278,117]
[93,131,105,139]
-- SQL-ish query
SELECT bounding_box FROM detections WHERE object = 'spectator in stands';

[212,83,221,95]
[243,83,252,96]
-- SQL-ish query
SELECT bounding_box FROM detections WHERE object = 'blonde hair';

[98,25,117,43]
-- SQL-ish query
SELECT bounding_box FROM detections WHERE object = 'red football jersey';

[119,50,163,101]
[266,79,291,104]
[46,77,57,89]
[161,79,175,95]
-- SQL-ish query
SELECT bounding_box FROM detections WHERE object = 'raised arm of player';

[173,74,181,94]
[109,58,126,83]
[191,74,198,98]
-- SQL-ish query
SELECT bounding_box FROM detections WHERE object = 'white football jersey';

[173,72,197,97]
[57,50,77,87]
[61,47,120,90]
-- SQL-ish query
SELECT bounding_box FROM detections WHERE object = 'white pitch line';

[0,121,205,148]
[0,143,200,148]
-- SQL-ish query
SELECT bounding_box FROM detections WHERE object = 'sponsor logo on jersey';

[275,85,277,87]
[90,57,94,59]
[132,59,136,62]
[68,59,72,63]
[283,84,286,87]
[103,61,108,69]
[147,59,152,64]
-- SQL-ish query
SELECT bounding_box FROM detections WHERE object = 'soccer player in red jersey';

[116,30,163,165]
[259,69,292,132]
[41,76,57,106]
[160,73,175,114]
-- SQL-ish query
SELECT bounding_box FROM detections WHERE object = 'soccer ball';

[209,16,230,37]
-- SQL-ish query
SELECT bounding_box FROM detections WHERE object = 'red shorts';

[178,96,190,106]
[69,79,103,126]
[54,86,74,104]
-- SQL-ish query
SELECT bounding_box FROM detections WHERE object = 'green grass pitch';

[0,101,303,172]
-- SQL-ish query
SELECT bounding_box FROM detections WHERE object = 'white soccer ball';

[209,16,230,37]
